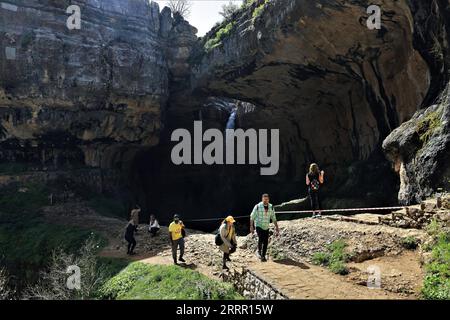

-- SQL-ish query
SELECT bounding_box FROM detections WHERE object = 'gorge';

[0,0,449,224]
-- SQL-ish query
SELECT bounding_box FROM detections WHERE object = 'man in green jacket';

[250,194,280,262]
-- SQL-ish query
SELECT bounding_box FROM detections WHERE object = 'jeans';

[172,238,185,263]
[309,190,321,211]
[256,227,269,258]
[125,235,136,254]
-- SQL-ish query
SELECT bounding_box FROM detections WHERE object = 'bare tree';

[25,236,105,300]
[167,0,192,19]
[219,1,240,20]
[0,268,13,300]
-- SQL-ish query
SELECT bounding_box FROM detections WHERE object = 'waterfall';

[226,109,237,130]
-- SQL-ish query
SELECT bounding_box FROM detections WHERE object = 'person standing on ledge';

[169,214,186,265]
[250,194,279,262]
[306,163,325,218]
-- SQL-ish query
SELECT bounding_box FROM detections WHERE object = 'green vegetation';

[0,183,105,290]
[311,239,349,275]
[0,162,29,175]
[87,194,127,219]
[312,251,330,265]
[252,0,269,21]
[204,22,235,51]
[417,108,443,145]
[268,246,287,261]
[401,236,419,250]
[98,262,242,300]
[421,219,450,300]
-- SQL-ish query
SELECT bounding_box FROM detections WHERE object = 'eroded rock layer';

[1,0,448,220]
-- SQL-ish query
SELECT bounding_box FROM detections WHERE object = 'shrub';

[204,22,235,51]
[312,252,330,266]
[312,239,349,275]
[24,236,111,300]
[0,268,14,300]
[401,236,419,250]
[329,260,349,275]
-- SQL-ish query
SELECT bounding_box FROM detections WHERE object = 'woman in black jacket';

[306,163,325,218]
[125,219,137,255]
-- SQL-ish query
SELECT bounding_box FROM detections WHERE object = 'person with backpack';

[306,163,325,218]
[216,216,237,270]
[125,218,138,255]
[250,194,279,262]
[169,214,186,265]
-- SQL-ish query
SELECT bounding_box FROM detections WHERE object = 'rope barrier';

[180,206,405,223]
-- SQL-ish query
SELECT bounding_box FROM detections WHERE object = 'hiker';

[306,163,325,218]
[130,205,141,227]
[250,194,279,262]
[169,214,186,265]
[148,214,160,237]
[217,216,237,270]
[125,218,138,255]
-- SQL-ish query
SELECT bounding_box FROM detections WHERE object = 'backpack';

[215,233,223,246]
[309,174,320,191]
[215,223,231,246]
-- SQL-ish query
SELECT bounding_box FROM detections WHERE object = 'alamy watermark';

[367,5,381,30]
[66,5,81,30]
[66,265,81,290]
[171,121,279,176]
[367,265,381,289]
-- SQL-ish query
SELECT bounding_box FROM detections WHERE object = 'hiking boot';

[174,261,178,265]
[179,257,186,263]
[261,256,267,262]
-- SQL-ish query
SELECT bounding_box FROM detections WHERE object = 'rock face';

[0,0,447,220]
[383,93,450,204]
[382,0,450,204]
[137,0,439,219]
[0,0,196,170]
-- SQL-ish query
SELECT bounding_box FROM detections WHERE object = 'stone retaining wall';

[222,268,288,300]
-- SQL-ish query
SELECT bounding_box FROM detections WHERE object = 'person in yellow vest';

[219,216,237,270]
[168,214,186,265]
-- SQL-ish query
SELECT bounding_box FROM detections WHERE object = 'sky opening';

[154,0,243,36]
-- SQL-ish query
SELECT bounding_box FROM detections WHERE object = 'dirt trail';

[42,202,427,300]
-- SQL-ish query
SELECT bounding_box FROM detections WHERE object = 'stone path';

[42,202,427,300]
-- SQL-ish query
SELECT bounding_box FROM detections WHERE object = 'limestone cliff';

[0,0,448,220]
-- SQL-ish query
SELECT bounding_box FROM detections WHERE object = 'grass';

[87,195,127,219]
[98,262,243,300]
[421,220,450,300]
[311,239,349,275]
[0,182,106,290]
